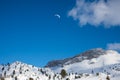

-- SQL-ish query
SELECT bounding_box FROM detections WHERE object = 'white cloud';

[107,43,120,51]
[68,0,120,27]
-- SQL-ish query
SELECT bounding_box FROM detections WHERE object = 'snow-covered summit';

[45,48,120,73]
[1,48,120,80]
[0,61,55,80]
[45,48,119,68]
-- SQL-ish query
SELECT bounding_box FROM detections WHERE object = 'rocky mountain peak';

[76,48,105,58]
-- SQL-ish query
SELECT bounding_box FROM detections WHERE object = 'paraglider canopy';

[55,14,61,19]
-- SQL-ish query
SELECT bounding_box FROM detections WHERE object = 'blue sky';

[0,0,120,67]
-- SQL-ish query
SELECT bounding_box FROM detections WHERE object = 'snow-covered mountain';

[46,48,120,73]
[0,61,64,80]
[45,48,107,67]
[1,48,120,80]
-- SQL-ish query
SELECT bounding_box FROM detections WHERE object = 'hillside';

[1,48,120,80]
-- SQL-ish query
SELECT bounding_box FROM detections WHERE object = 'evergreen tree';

[106,75,110,80]
[13,70,15,75]
[4,71,6,77]
[29,78,34,80]
[15,76,17,80]
[7,63,10,66]
[0,77,5,80]
[48,75,51,80]
[96,73,99,76]
[66,78,70,80]
[60,69,67,78]
[92,70,94,74]
[2,67,4,71]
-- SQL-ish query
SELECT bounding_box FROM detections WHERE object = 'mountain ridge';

[45,48,118,68]
[1,48,120,80]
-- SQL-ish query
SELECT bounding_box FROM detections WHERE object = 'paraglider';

[55,14,61,19]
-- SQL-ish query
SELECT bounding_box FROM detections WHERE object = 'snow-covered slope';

[63,50,120,73]
[1,48,120,80]
[46,48,107,68]
[46,49,120,73]
[0,61,57,80]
